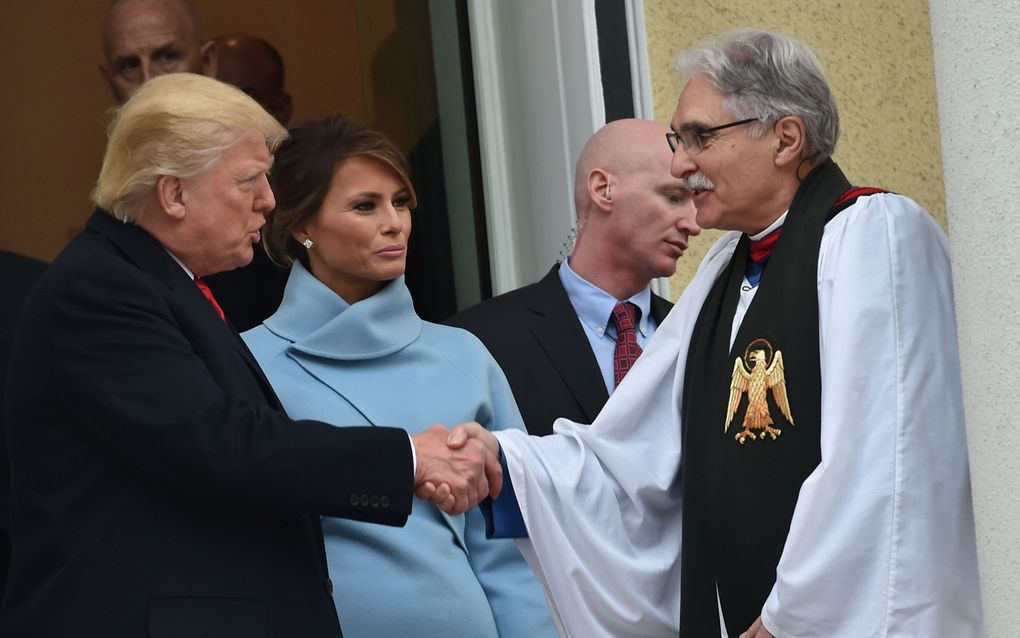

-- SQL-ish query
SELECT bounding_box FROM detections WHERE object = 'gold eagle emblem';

[724,339,794,444]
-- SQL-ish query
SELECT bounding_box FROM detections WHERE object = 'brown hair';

[264,114,417,267]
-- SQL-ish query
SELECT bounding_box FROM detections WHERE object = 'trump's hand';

[411,423,502,515]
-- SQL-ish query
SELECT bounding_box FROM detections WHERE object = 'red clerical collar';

[749,227,782,263]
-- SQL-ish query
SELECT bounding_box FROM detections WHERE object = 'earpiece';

[605,184,612,199]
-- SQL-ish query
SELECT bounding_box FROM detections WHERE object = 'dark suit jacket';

[0,250,47,603]
[448,264,672,435]
[1,211,413,638]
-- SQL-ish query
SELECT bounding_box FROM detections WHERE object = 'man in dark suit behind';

[0,250,46,603]
[1,73,498,638]
[450,119,699,434]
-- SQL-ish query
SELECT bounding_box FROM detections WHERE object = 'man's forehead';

[671,75,729,128]
[629,141,674,175]
[226,136,274,165]
[217,55,276,95]
[105,1,195,53]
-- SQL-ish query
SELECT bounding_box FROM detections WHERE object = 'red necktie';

[610,302,643,388]
[194,277,227,323]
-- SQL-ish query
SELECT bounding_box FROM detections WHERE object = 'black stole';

[678,160,852,637]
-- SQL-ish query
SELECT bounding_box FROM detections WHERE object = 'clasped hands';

[411,422,502,515]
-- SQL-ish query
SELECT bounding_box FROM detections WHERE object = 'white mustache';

[684,172,715,192]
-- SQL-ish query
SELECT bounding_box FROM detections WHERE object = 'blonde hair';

[93,73,288,222]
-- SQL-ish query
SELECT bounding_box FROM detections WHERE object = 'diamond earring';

[302,238,313,249]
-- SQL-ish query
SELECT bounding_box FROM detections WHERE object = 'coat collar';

[263,261,422,360]
[87,208,192,292]
[526,265,609,422]
[86,209,282,405]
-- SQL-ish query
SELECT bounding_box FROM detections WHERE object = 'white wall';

[929,2,1020,634]
[467,0,605,293]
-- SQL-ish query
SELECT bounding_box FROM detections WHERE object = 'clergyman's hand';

[411,424,501,515]
[739,616,774,638]
[447,420,501,458]
[446,422,502,501]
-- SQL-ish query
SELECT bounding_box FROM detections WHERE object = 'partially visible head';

[265,115,417,303]
[570,119,700,297]
[100,0,215,103]
[93,73,287,276]
[670,29,840,233]
[213,32,292,125]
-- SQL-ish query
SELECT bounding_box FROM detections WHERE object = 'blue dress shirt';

[558,259,657,392]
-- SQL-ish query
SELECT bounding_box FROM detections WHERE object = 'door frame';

[467,0,661,296]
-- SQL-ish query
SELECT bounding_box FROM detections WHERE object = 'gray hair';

[675,29,840,161]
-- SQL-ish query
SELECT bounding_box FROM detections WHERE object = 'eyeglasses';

[666,118,759,155]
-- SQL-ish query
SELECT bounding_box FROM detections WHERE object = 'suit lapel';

[650,292,673,325]
[228,331,283,408]
[527,267,609,423]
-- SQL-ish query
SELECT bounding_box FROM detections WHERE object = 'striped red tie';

[194,277,227,323]
[610,302,642,388]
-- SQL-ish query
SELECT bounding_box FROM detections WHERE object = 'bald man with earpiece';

[449,118,700,437]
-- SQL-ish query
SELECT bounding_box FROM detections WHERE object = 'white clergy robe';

[494,193,986,638]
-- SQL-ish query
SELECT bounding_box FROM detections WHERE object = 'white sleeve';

[495,340,686,638]
[761,194,985,637]
[493,235,741,638]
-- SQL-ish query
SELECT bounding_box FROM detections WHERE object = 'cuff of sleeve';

[760,604,780,638]
[408,432,417,475]
[481,450,528,539]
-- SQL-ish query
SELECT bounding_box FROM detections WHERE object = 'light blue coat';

[242,262,556,638]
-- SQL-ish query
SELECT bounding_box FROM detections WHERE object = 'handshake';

[410,422,502,515]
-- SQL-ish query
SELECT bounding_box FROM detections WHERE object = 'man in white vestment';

[456,28,986,638]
